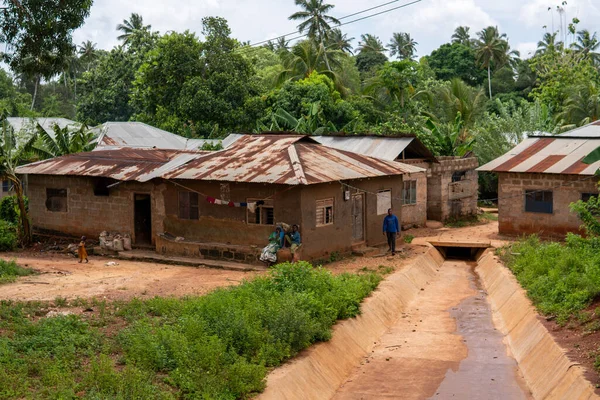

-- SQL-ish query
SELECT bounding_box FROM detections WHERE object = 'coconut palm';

[289,0,340,42]
[475,26,511,99]
[436,78,487,130]
[117,13,151,45]
[78,40,98,71]
[557,81,600,126]
[536,32,563,55]
[388,32,418,60]
[451,26,473,47]
[327,28,354,54]
[276,40,342,85]
[356,34,386,54]
[571,30,600,64]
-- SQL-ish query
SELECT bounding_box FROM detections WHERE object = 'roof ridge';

[287,144,308,185]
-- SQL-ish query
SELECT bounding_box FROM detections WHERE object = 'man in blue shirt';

[288,224,302,262]
[382,208,400,255]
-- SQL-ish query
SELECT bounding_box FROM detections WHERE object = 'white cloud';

[515,42,538,59]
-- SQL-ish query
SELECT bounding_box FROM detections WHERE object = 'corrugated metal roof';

[560,120,600,137]
[15,148,201,182]
[312,135,435,161]
[477,136,600,175]
[6,117,79,136]
[164,134,425,185]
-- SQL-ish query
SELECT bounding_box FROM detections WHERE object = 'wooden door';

[134,194,152,245]
[352,193,365,242]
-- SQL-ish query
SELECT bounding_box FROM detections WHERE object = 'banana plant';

[424,113,476,157]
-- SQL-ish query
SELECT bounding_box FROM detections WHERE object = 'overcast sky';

[74,0,600,59]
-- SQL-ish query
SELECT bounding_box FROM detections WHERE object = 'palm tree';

[388,32,418,60]
[536,32,563,55]
[277,40,342,85]
[557,81,600,126]
[116,13,151,45]
[0,116,39,245]
[451,26,472,47]
[327,28,354,54]
[356,34,386,54]
[289,0,340,42]
[437,78,487,130]
[32,123,97,159]
[78,40,98,71]
[571,30,600,64]
[475,26,511,99]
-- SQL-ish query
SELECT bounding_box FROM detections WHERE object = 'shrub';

[0,220,17,251]
[0,195,27,225]
[403,234,414,244]
[0,259,33,284]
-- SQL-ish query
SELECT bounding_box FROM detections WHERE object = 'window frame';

[178,191,199,220]
[247,198,274,226]
[45,188,68,213]
[377,189,392,215]
[524,190,553,214]
[316,198,334,227]
[581,193,598,202]
[2,180,9,193]
[402,180,417,206]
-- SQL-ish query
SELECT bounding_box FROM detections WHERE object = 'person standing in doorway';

[382,208,400,256]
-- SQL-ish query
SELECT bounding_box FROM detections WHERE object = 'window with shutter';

[524,190,553,214]
[46,188,68,212]
[178,191,199,220]
[316,198,334,227]
[247,198,274,225]
[402,181,417,205]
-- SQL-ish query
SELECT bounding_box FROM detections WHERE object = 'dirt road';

[333,260,531,400]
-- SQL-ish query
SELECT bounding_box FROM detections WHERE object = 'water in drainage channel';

[332,259,532,400]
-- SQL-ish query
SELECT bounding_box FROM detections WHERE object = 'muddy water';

[332,260,532,400]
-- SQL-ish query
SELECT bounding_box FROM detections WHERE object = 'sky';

[74,0,600,59]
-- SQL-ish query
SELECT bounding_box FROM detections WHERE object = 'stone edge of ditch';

[257,246,445,400]
[476,250,600,400]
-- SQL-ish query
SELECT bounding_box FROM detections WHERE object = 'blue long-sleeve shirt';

[383,214,400,233]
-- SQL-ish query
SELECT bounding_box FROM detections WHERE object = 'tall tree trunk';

[30,76,39,111]
[487,65,492,99]
[12,178,31,246]
[321,40,332,71]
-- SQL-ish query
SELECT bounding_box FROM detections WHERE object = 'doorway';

[134,194,152,246]
[351,193,365,243]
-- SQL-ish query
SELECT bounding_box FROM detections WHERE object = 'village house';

[16,134,424,263]
[313,135,479,226]
[477,124,600,236]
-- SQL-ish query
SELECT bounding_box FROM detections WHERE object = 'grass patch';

[403,234,414,244]
[444,212,497,228]
[0,261,382,399]
[500,235,600,324]
[0,259,35,284]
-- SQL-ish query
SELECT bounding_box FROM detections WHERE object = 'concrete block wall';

[498,172,599,236]
[27,175,164,244]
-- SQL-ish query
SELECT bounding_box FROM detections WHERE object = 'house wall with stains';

[26,175,165,244]
[498,172,599,236]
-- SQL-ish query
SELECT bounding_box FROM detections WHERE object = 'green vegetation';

[500,235,600,323]
[0,259,34,284]
[0,261,382,398]
[403,234,414,244]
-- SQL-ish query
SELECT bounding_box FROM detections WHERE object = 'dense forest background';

[1,0,599,197]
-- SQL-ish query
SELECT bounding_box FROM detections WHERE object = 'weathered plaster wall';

[401,171,427,228]
[498,172,598,236]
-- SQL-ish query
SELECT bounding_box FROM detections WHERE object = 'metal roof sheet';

[559,120,600,137]
[312,135,435,161]
[6,117,79,136]
[477,136,600,175]
[163,134,425,185]
[15,148,202,182]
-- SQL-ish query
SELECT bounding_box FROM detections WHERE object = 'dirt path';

[333,260,531,400]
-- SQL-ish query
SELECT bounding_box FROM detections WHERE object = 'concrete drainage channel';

[258,245,599,400]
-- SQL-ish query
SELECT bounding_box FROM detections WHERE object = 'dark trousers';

[386,232,397,253]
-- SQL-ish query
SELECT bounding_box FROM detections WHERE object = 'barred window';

[316,198,334,226]
[525,190,553,214]
[582,193,598,202]
[46,188,67,212]
[403,180,417,205]
[247,199,274,225]
[179,191,199,220]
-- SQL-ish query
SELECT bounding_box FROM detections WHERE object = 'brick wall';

[27,175,164,244]
[498,172,599,236]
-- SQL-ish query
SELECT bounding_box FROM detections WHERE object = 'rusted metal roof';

[477,136,600,175]
[94,122,241,151]
[163,134,425,185]
[16,148,203,182]
[313,135,436,161]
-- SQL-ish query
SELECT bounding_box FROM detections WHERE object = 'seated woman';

[259,226,284,266]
